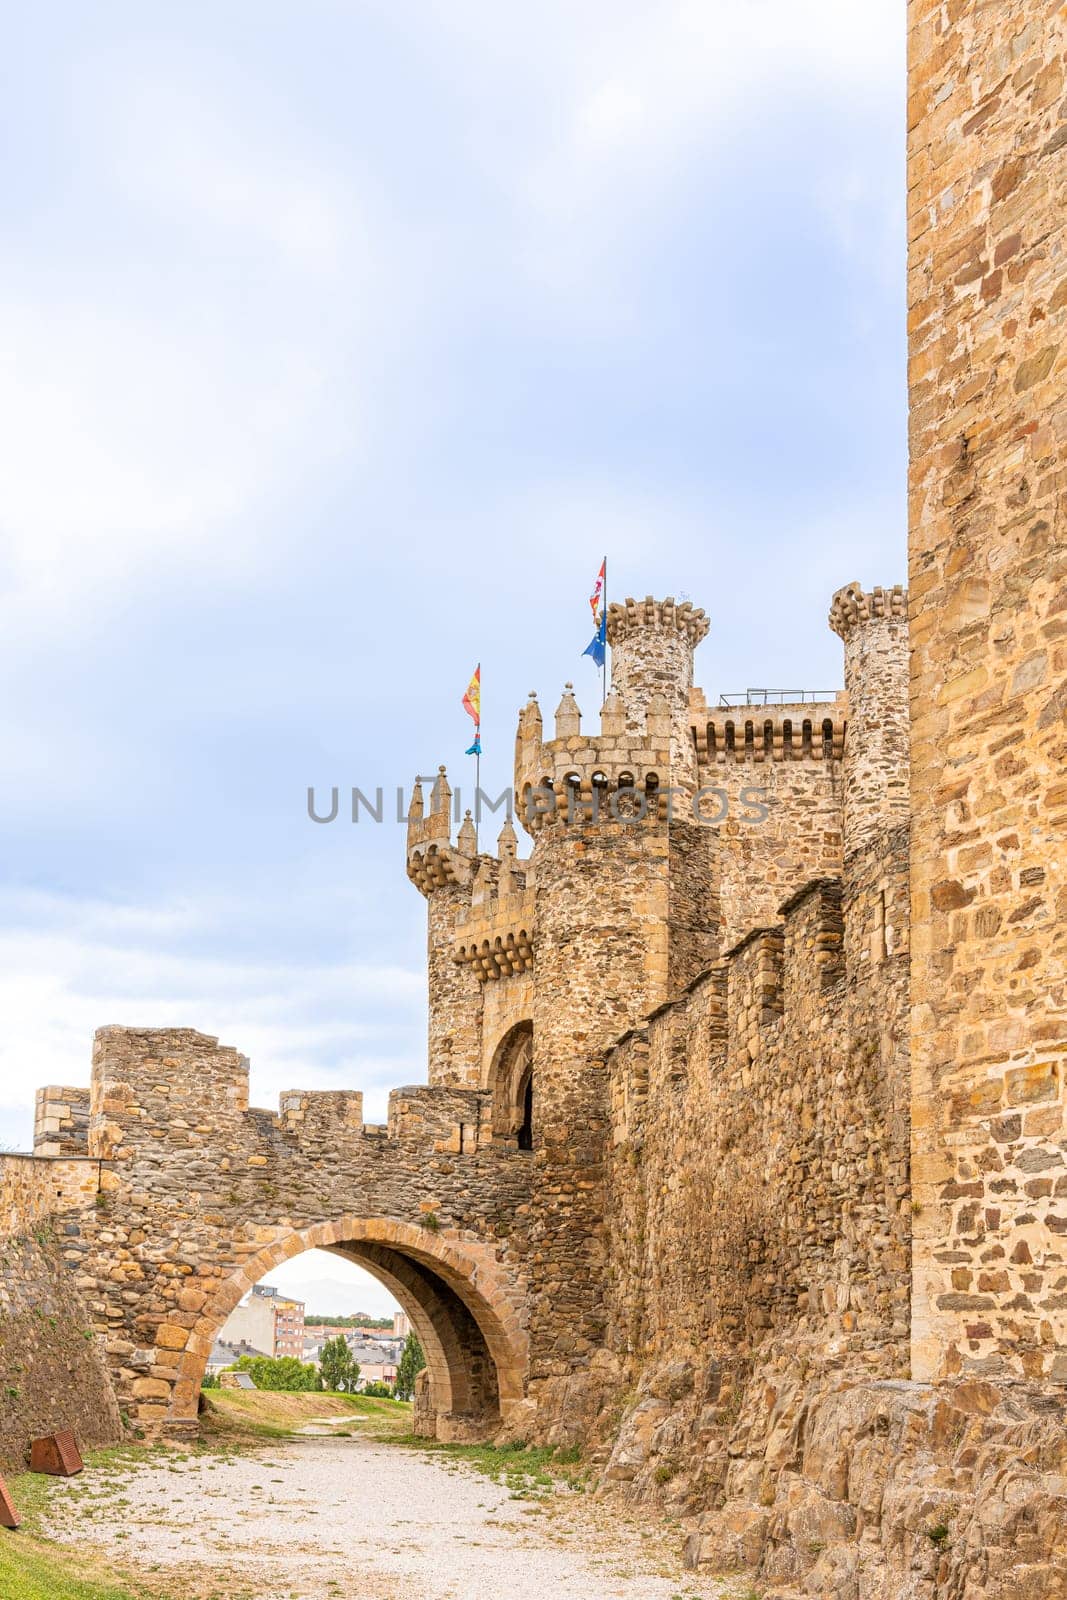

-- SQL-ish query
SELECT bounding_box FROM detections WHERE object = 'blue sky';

[1,2,905,1313]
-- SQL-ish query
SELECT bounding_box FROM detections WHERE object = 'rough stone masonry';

[0,4,1064,1596]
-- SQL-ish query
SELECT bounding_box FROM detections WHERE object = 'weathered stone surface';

[0,1223,122,1470]
[907,0,1067,1388]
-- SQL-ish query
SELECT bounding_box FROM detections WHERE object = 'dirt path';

[38,1433,738,1600]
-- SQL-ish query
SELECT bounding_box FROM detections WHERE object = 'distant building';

[205,1338,269,1375]
[393,1310,410,1338]
[273,1292,306,1359]
[348,1336,398,1388]
[217,1283,305,1359]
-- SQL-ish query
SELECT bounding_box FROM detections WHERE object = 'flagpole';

[602,560,608,708]
[475,662,481,852]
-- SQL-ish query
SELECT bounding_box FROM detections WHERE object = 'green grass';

[0,1530,169,1600]
[380,1434,588,1497]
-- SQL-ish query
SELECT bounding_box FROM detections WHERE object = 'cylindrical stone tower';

[606,596,709,790]
[829,583,909,860]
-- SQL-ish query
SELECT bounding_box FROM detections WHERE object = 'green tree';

[233,1354,322,1391]
[394,1331,425,1401]
[319,1334,361,1393]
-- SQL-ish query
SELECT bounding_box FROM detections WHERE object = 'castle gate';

[35,1027,532,1443]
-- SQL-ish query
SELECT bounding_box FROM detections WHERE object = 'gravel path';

[39,1434,737,1600]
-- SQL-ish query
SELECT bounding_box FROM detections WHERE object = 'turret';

[406,767,472,894]
[829,583,909,858]
[607,595,709,789]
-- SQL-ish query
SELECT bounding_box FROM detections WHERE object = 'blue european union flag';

[465,734,482,756]
[582,611,607,668]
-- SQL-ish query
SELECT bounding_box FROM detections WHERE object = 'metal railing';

[716,689,840,708]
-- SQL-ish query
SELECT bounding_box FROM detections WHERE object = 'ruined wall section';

[34,1086,91,1156]
[908,0,1067,1383]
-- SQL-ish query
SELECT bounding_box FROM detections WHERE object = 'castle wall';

[908,0,1067,1383]
[525,819,673,1424]
[427,885,484,1088]
[593,821,914,1584]
[603,838,912,1400]
[0,1153,103,1238]
[690,696,846,949]
[479,972,535,1090]
[0,1226,123,1470]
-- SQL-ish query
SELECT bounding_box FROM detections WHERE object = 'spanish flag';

[463,665,481,756]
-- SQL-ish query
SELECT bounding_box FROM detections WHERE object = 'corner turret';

[829,583,909,858]
[406,767,473,895]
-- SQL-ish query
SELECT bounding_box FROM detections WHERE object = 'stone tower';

[908,0,1067,1385]
[513,598,720,1411]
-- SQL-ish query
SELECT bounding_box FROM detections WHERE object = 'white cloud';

[0,67,371,639]
[264,1254,402,1320]
[441,0,902,321]
[107,79,356,280]
[0,887,424,1150]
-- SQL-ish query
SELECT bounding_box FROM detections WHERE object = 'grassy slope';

[202,1387,411,1440]
[1,1446,170,1600]
[0,1537,160,1600]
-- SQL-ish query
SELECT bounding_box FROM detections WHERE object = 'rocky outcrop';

[598,1349,1067,1599]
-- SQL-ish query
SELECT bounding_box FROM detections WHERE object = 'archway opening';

[488,1020,534,1148]
[517,1069,533,1151]
[182,1218,527,1447]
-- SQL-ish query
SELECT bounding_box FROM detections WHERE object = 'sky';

[1,2,906,1314]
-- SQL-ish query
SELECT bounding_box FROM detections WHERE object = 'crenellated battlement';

[828,581,907,639]
[514,681,675,833]
[606,594,710,646]
[689,692,846,764]
[405,768,478,894]
[454,885,537,982]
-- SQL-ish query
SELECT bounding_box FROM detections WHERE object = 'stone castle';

[2,3,1065,1595]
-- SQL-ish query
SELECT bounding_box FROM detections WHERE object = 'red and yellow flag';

[462,665,481,726]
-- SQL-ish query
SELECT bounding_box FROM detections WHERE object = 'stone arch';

[487,1021,533,1148]
[173,1217,528,1444]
